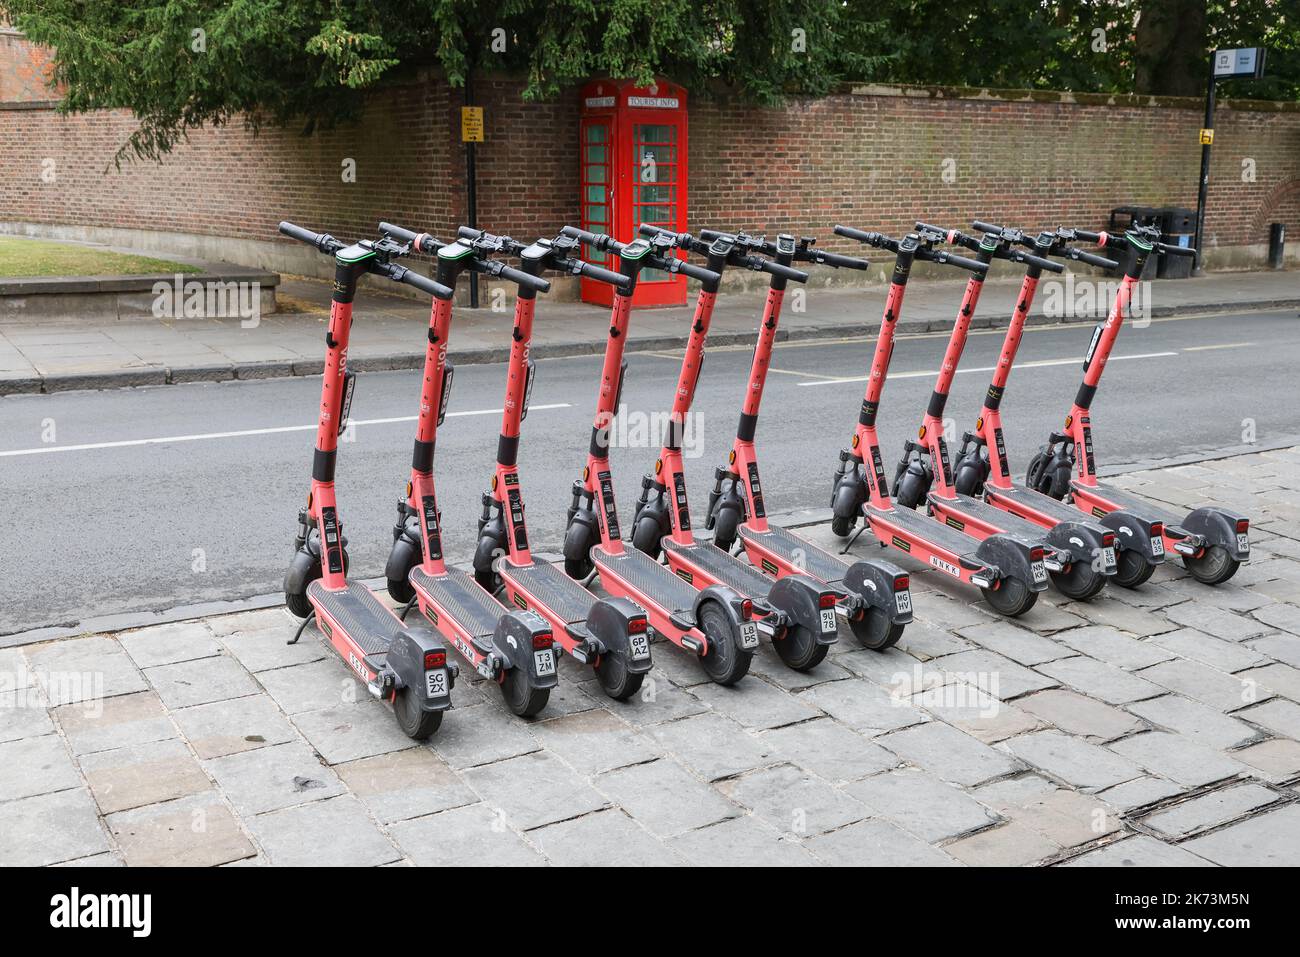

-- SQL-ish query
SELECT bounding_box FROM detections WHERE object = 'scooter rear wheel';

[773,624,828,671]
[981,577,1038,617]
[696,601,752,686]
[850,607,902,650]
[500,668,549,717]
[1183,545,1239,586]
[393,688,442,740]
[1113,548,1155,589]
[1051,562,1107,601]
[593,652,644,701]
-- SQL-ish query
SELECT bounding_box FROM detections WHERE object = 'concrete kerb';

[2,295,1296,398]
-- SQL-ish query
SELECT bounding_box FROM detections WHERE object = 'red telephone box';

[579,78,688,307]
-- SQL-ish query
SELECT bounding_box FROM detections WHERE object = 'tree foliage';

[0,0,1295,164]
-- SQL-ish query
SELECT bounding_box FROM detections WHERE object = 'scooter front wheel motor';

[1183,545,1240,586]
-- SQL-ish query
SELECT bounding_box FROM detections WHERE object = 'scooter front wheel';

[631,514,664,559]
[1113,549,1155,589]
[711,505,740,553]
[1051,562,1107,601]
[696,601,753,686]
[500,668,549,717]
[285,589,314,619]
[773,623,828,671]
[387,577,415,604]
[893,469,929,510]
[1183,545,1240,585]
[393,688,442,740]
[981,577,1038,617]
[593,652,644,701]
[850,607,903,650]
[562,522,595,580]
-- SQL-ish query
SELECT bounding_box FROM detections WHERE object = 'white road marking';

[0,403,571,458]
[796,351,1179,387]
[1183,341,1256,352]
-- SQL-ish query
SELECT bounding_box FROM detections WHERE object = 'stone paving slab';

[4,446,1300,866]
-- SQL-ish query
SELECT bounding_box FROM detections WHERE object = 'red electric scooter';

[280,222,455,740]
[457,226,654,700]
[1025,223,1251,585]
[828,226,1049,617]
[559,225,762,686]
[640,226,914,660]
[890,221,1118,601]
[378,222,562,717]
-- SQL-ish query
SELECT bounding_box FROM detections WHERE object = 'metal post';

[1192,67,1215,277]
[465,70,479,308]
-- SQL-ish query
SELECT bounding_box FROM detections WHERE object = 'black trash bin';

[1108,206,1160,279]
[1157,207,1197,279]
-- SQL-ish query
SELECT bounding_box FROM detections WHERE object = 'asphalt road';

[2,308,1297,635]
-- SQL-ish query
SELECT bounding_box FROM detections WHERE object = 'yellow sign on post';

[461,106,484,143]
[1199,128,1215,145]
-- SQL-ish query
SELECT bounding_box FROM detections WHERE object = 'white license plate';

[895,591,912,615]
[534,649,556,677]
[739,621,760,650]
[1030,561,1048,585]
[1150,534,1165,557]
[819,608,838,633]
[425,669,447,698]
[629,632,651,660]
[1101,546,1116,570]
[1236,532,1250,554]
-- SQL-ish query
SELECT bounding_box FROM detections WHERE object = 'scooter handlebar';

[494,264,551,292]
[577,261,631,289]
[1070,248,1120,270]
[668,258,721,284]
[1016,251,1065,273]
[806,249,869,270]
[279,221,342,254]
[971,220,1002,235]
[376,262,453,299]
[560,225,619,252]
[751,257,809,282]
[923,249,988,273]
[1157,241,1197,258]
[379,220,440,255]
[834,224,885,246]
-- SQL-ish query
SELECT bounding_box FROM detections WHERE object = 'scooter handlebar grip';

[279,221,332,251]
[1158,242,1197,258]
[638,223,678,241]
[698,228,731,242]
[971,220,1003,235]
[560,225,615,250]
[457,225,484,241]
[810,250,869,270]
[675,260,721,283]
[833,224,878,244]
[1073,228,1104,243]
[760,259,809,282]
[379,221,440,254]
[1021,252,1065,273]
[498,265,552,292]
[579,262,631,289]
[400,270,452,298]
[940,252,989,273]
[1072,249,1119,269]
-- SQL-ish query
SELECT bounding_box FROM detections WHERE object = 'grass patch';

[0,236,200,278]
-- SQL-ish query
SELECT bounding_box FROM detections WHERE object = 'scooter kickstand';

[399,594,417,622]
[288,611,316,646]
[839,525,867,555]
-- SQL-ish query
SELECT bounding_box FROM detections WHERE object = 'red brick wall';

[2,25,1297,261]
[0,27,56,102]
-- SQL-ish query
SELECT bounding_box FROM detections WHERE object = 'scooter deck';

[594,546,695,613]
[739,524,850,586]
[410,566,503,644]
[868,502,986,563]
[1073,479,1182,527]
[307,580,403,657]
[929,492,1054,544]
[663,536,774,599]
[500,559,594,625]
[987,481,1105,525]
